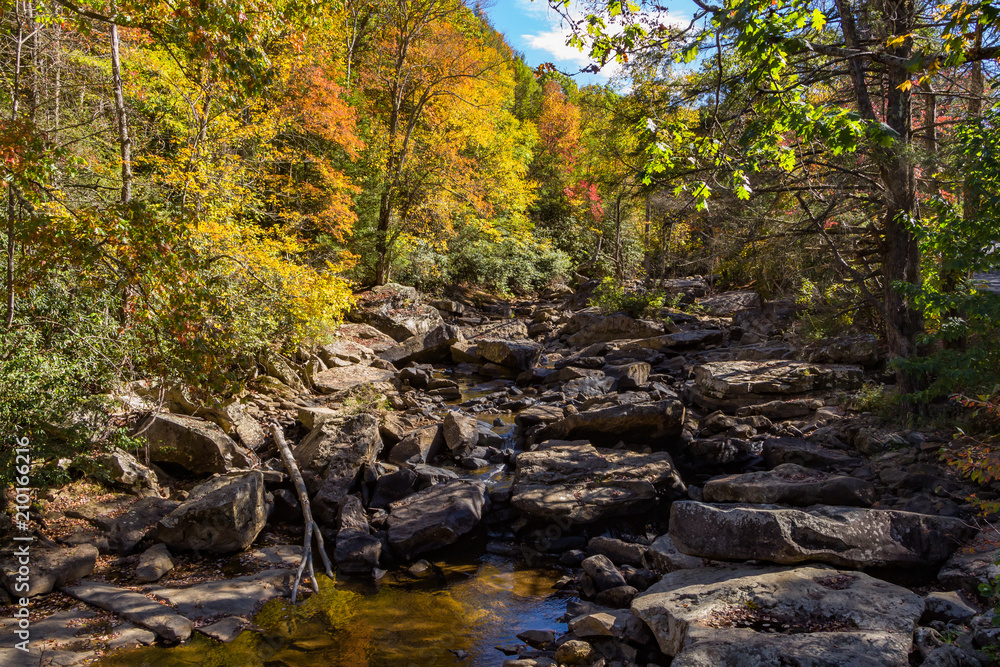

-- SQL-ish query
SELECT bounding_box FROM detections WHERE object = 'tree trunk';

[6,0,24,330]
[110,11,132,205]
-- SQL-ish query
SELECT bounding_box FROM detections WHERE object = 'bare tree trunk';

[6,0,25,330]
[110,10,132,205]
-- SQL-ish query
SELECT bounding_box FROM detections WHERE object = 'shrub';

[590,277,665,318]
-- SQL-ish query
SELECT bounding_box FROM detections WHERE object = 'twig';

[270,423,332,602]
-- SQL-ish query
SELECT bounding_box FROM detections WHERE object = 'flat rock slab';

[630,330,725,351]
[512,442,686,525]
[537,399,686,447]
[632,565,922,665]
[0,648,95,667]
[670,501,975,568]
[152,570,294,620]
[763,437,861,471]
[565,311,666,346]
[63,581,193,642]
[313,365,395,394]
[2,544,98,597]
[691,360,863,410]
[702,464,876,507]
[695,290,761,316]
[197,616,246,643]
[0,609,97,651]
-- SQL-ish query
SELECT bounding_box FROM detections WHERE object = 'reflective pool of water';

[97,555,573,667]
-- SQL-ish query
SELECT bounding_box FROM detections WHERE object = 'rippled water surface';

[98,555,572,667]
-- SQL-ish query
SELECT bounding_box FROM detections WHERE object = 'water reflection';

[98,556,572,667]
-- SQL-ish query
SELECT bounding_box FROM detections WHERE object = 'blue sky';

[483,0,695,87]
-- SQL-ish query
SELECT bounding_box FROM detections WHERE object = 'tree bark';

[109,11,132,205]
[6,0,25,330]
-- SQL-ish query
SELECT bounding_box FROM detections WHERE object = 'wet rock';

[106,497,180,554]
[64,581,193,642]
[348,283,443,341]
[197,617,245,643]
[702,464,876,507]
[412,464,459,487]
[477,339,543,371]
[387,479,490,559]
[140,413,253,476]
[645,534,706,573]
[335,495,381,575]
[312,365,396,394]
[690,360,863,410]
[152,570,293,620]
[565,310,666,346]
[537,399,685,447]
[443,411,479,454]
[293,414,383,524]
[135,544,174,583]
[670,501,975,568]
[517,629,556,647]
[512,442,686,525]
[695,290,761,316]
[387,424,443,466]
[379,324,463,366]
[632,565,923,665]
[763,437,861,471]
[157,472,268,553]
[1,545,97,597]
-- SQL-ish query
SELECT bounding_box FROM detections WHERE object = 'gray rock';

[388,427,442,469]
[197,616,245,643]
[152,570,293,620]
[939,527,1000,595]
[140,413,253,475]
[1,545,97,597]
[645,534,706,573]
[387,479,489,559]
[670,501,976,568]
[695,290,761,316]
[537,399,686,447]
[921,645,984,667]
[334,495,381,574]
[477,338,542,371]
[371,467,418,508]
[512,442,685,525]
[64,581,193,642]
[630,329,725,351]
[260,350,307,391]
[294,414,383,524]
[923,591,978,624]
[604,362,650,390]
[690,360,863,410]
[297,406,342,430]
[514,404,564,427]
[443,411,479,454]
[582,554,628,591]
[107,497,180,554]
[632,565,922,665]
[89,447,159,493]
[763,437,861,470]
[737,399,824,420]
[378,324,463,366]
[587,536,646,567]
[312,365,395,393]
[157,472,268,553]
[565,311,666,346]
[347,283,443,341]
[702,464,876,507]
[135,543,174,583]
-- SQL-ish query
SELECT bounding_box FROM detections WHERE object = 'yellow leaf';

[897,80,913,92]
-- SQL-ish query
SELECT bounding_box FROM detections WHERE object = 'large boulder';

[293,414,383,525]
[628,330,725,352]
[157,472,268,553]
[89,447,159,493]
[387,479,489,559]
[348,283,443,341]
[938,526,1000,595]
[512,442,686,525]
[632,565,923,666]
[334,495,381,575]
[312,365,395,394]
[387,424,443,465]
[669,501,976,568]
[141,413,254,475]
[565,311,666,346]
[2,545,97,597]
[695,290,761,316]
[106,497,180,554]
[763,437,862,471]
[702,464,876,507]
[537,399,685,448]
[443,412,479,454]
[690,360,864,411]
[476,338,542,371]
[378,324,463,366]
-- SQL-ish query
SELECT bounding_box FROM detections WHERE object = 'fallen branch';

[270,423,333,602]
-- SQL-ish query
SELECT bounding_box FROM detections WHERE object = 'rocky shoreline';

[3,278,997,667]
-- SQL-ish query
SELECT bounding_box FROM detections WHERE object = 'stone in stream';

[631,565,923,666]
[0,545,97,597]
[476,338,542,371]
[378,324,464,366]
[536,399,686,447]
[386,479,489,559]
[197,617,245,643]
[689,360,863,411]
[762,437,862,471]
[135,543,174,583]
[152,570,294,620]
[293,414,383,525]
[511,442,686,525]
[581,554,628,591]
[443,411,479,454]
[387,424,443,465]
[140,413,254,476]
[334,495,381,575]
[564,310,667,346]
[669,501,976,568]
[63,581,193,642]
[157,472,268,553]
[702,464,877,507]
[347,283,443,341]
